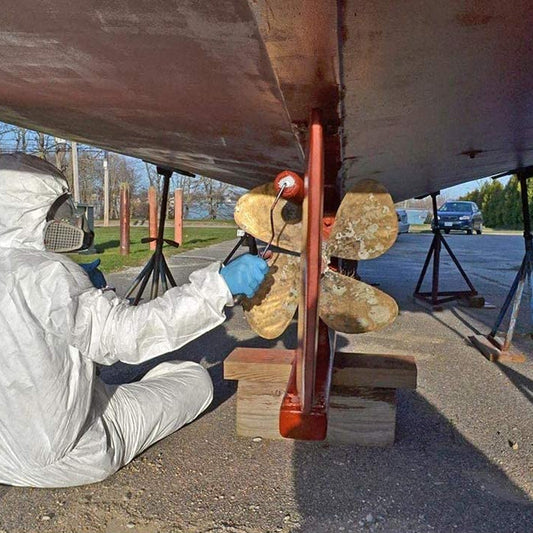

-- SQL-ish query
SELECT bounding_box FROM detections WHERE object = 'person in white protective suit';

[0,153,268,488]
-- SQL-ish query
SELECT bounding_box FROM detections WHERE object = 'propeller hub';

[274,170,304,202]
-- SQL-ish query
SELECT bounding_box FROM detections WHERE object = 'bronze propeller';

[234,179,399,339]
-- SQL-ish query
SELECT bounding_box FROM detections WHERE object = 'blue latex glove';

[220,254,269,298]
[80,258,108,289]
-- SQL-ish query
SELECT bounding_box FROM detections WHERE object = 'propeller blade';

[242,252,300,339]
[326,179,398,261]
[234,183,302,253]
[319,270,398,333]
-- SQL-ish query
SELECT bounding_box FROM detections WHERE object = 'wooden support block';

[224,348,294,439]
[469,335,526,363]
[465,295,485,308]
[224,347,294,382]
[236,381,288,439]
[327,353,415,447]
[224,347,416,444]
[328,387,396,446]
[333,352,417,389]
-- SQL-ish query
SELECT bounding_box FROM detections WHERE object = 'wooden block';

[466,295,485,308]
[224,347,294,382]
[226,349,414,444]
[470,335,526,363]
[328,387,396,446]
[333,352,417,389]
[236,381,288,439]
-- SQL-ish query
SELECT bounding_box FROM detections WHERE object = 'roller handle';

[274,170,304,203]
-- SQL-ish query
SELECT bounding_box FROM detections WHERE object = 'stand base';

[469,335,526,363]
[414,290,483,308]
[464,294,486,308]
[459,297,495,309]
[414,292,485,312]
[224,348,417,446]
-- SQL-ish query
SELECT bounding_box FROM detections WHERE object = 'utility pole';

[174,188,183,245]
[148,186,157,250]
[120,183,130,255]
[103,151,109,227]
[71,141,80,203]
[54,137,66,171]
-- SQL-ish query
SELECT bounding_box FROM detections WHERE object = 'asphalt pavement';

[1,232,532,533]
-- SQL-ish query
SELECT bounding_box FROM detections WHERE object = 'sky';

[442,174,512,199]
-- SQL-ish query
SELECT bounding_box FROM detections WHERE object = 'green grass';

[407,224,433,233]
[68,226,238,273]
[94,219,238,227]
[183,219,237,226]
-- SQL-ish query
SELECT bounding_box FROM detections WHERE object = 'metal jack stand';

[223,232,258,265]
[125,166,180,305]
[471,168,533,363]
[413,192,484,309]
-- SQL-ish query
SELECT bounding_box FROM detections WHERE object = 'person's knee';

[145,360,213,409]
[170,361,213,420]
[189,362,214,409]
[103,361,214,462]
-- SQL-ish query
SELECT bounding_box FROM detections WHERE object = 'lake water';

[404,209,430,225]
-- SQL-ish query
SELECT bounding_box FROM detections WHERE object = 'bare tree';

[35,132,51,160]
[14,127,28,152]
[107,154,140,218]
[198,176,227,219]
[54,138,69,173]
[0,123,14,151]
[0,124,55,165]
[171,172,197,219]
[144,162,163,193]
[0,121,243,220]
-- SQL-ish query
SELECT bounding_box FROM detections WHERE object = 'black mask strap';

[46,193,72,222]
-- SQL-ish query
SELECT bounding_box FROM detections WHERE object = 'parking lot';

[1,232,532,533]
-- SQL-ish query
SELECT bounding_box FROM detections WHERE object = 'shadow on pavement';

[292,390,533,532]
[99,308,298,415]
[496,362,533,405]
[95,297,533,532]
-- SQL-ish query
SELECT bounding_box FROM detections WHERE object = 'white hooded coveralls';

[0,153,233,488]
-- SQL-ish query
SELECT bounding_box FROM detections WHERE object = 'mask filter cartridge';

[44,220,85,253]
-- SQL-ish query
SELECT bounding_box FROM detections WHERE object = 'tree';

[0,121,243,221]
[458,176,533,230]
[107,154,140,218]
[501,177,521,228]
[480,180,504,228]
[194,176,230,219]
[0,122,147,219]
[171,172,196,219]
[141,163,244,220]
[460,188,482,208]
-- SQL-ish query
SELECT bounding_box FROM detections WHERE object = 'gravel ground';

[0,234,532,533]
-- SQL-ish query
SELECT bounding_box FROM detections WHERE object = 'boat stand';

[471,168,533,363]
[222,232,258,265]
[413,192,484,309]
[125,166,180,305]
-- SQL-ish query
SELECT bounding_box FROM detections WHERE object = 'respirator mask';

[43,193,94,252]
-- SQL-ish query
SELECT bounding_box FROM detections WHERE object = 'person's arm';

[73,262,233,365]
